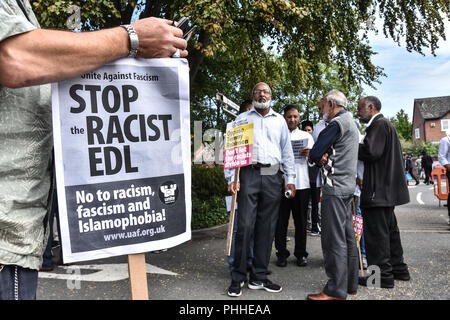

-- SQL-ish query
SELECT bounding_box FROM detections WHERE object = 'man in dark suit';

[421,151,434,185]
[357,96,411,289]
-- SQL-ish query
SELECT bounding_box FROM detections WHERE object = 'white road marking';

[416,192,425,205]
[38,263,177,282]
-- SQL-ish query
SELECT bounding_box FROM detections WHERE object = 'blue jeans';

[227,209,254,272]
[0,265,38,300]
[354,196,366,258]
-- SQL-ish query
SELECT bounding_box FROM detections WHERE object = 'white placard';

[52,58,191,263]
[291,139,308,163]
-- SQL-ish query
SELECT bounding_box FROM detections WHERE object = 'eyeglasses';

[253,89,271,95]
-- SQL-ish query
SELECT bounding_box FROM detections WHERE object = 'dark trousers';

[310,186,321,232]
[361,206,409,285]
[275,188,310,259]
[321,194,359,299]
[424,166,432,184]
[0,265,38,300]
[407,168,419,183]
[232,166,283,282]
[42,187,62,267]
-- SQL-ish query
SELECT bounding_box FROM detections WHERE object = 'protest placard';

[223,119,253,255]
[291,139,308,163]
[52,58,191,264]
[353,214,363,243]
[224,120,254,169]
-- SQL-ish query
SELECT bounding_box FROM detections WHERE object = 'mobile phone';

[172,16,197,58]
[183,25,197,42]
[175,16,197,41]
[176,17,190,33]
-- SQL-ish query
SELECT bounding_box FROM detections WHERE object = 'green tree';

[30,0,449,129]
[390,109,412,141]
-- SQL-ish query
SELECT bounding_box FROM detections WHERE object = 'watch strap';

[121,24,139,58]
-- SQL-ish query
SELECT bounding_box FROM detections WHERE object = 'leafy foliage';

[390,109,412,141]
[191,165,229,229]
[191,193,229,230]
[30,1,449,130]
[192,165,228,200]
[400,138,439,156]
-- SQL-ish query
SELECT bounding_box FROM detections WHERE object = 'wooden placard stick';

[352,197,365,277]
[128,253,149,300]
[226,167,240,256]
[357,242,365,277]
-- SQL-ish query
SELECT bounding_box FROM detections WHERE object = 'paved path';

[36,182,449,301]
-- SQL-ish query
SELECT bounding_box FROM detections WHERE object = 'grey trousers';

[321,194,359,299]
[231,166,283,282]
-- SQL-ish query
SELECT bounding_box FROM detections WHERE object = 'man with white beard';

[226,82,296,297]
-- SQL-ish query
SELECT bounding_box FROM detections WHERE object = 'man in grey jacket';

[306,90,360,300]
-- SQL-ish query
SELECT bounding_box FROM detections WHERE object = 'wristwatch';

[121,24,139,58]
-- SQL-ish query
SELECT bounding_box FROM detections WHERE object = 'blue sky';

[363,20,450,121]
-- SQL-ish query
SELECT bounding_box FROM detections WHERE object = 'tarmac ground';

[36,182,449,304]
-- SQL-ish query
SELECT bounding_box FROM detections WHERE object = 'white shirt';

[312,119,327,142]
[354,133,365,196]
[290,128,315,190]
[312,119,327,187]
[225,107,296,185]
[438,131,450,166]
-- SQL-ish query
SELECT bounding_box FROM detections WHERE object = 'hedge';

[191,165,230,230]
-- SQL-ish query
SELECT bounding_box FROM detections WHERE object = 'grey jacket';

[322,112,359,197]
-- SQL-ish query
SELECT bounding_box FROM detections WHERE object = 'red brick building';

[412,96,450,144]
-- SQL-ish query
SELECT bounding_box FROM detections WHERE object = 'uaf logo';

[159,181,178,205]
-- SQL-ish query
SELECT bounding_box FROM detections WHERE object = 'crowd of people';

[225,84,414,299]
[404,151,434,185]
[1,0,449,301]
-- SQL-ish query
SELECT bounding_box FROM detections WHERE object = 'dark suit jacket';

[422,154,433,169]
[358,114,410,208]
[405,157,414,171]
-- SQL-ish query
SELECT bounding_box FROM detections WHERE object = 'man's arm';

[438,137,450,170]
[309,121,341,166]
[0,17,187,88]
[280,119,295,185]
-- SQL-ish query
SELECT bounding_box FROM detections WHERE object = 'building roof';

[414,96,450,120]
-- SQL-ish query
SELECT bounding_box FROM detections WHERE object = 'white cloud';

[362,17,450,120]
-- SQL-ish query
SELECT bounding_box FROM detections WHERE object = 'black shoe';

[248,279,282,293]
[358,276,394,289]
[297,256,307,267]
[415,181,419,185]
[276,257,287,267]
[393,272,411,281]
[227,280,243,297]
